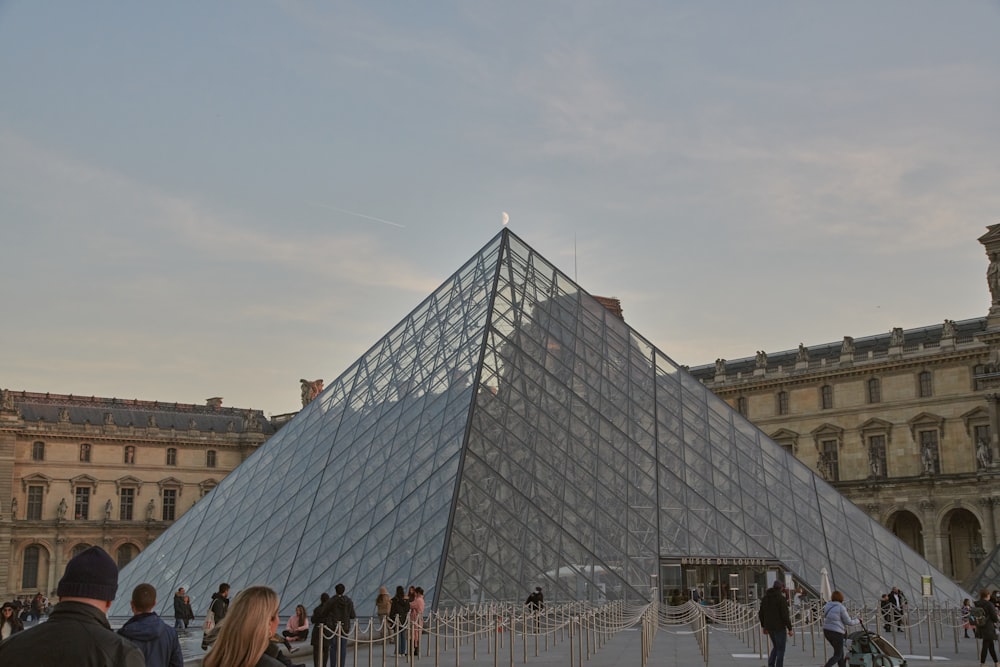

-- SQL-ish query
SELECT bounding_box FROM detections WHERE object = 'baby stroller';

[847,629,907,667]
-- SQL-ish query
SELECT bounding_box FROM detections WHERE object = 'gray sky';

[2,1,999,415]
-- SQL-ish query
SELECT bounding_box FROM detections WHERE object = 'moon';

[501,211,509,225]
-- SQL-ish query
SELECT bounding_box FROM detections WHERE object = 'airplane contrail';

[312,203,406,228]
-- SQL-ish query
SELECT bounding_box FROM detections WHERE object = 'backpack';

[971,604,988,629]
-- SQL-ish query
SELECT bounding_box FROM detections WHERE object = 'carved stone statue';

[57,497,68,520]
[58,407,70,422]
[889,327,904,347]
[817,453,831,481]
[300,379,324,406]
[105,499,113,520]
[841,336,855,356]
[868,448,881,478]
[989,253,1000,304]
[146,499,155,520]
[10,497,17,520]
[796,344,809,363]
[922,444,936,474]
[0,389,13,411]
[941,319,957,339]
[755,350,767,369]
[977,438,992,470]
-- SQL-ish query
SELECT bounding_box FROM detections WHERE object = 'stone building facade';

[0,390,272,599]
[688,224,1000,583]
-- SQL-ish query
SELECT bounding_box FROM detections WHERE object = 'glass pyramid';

[112,228,967,618]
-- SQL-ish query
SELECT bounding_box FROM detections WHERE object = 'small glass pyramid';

[112,228,966,618]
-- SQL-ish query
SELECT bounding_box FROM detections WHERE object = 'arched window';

[22,545,40,588]
[117,544,136,569]
[71,543,91,558]
[31,441,45,461]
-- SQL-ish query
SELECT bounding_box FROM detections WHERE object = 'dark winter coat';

[172,593,186,619]
[758,587,792,633]
[118,611,184,667]
[320,594,356,634]
[209,592,230,623]
[0,600,144,667]
[389,593,410,624]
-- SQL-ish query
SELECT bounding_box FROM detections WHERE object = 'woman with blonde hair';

[204,586,284,667]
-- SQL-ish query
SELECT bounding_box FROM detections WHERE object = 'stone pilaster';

[918,500,941,568]
[978,497,997,547]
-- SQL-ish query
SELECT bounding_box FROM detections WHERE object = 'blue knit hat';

[57,546,119,601]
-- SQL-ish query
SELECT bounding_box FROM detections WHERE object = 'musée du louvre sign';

[678,557,768,566]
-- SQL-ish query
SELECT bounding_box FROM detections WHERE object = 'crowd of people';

[0,545,439,667]
[1,592,50,627]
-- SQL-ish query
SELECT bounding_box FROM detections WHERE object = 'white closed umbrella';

[820,567,833,602]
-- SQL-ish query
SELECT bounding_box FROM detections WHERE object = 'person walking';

[822,591,859,667]
[975,589,1000,667]
[758,580,794,667]
[172,587,187,634]
[0,546,144,667]
[117,583,184,667]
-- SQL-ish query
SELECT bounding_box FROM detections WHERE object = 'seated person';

[282,605,310,644]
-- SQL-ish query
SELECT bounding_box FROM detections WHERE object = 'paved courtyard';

[175,623,991,667]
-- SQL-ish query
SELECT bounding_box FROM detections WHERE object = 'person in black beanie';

[0,545,144,667]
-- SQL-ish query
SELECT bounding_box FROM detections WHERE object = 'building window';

[736,396,748,417]
[777,391,789,416]
[162,489,177,521]
[31,441,45,461]
[124,445,136,464]
[868,435,888,479]
[79,443,91,462]
[74,486,90,520]
[120,487,135,521]
[919,430,940,474]
[206,450,217,468]
[820,385,833,410]
[72,543,91,558]
[166,448,177,466]
[22,546,40,589]
[867,378,881,404]
[26,485,43,520]
[918,371,933,398]
[117,544,136,569]
[819,439,840,481]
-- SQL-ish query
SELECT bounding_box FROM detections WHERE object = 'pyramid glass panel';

[113,228,967,619]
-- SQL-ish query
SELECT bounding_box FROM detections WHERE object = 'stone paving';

[174,623,992,667]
